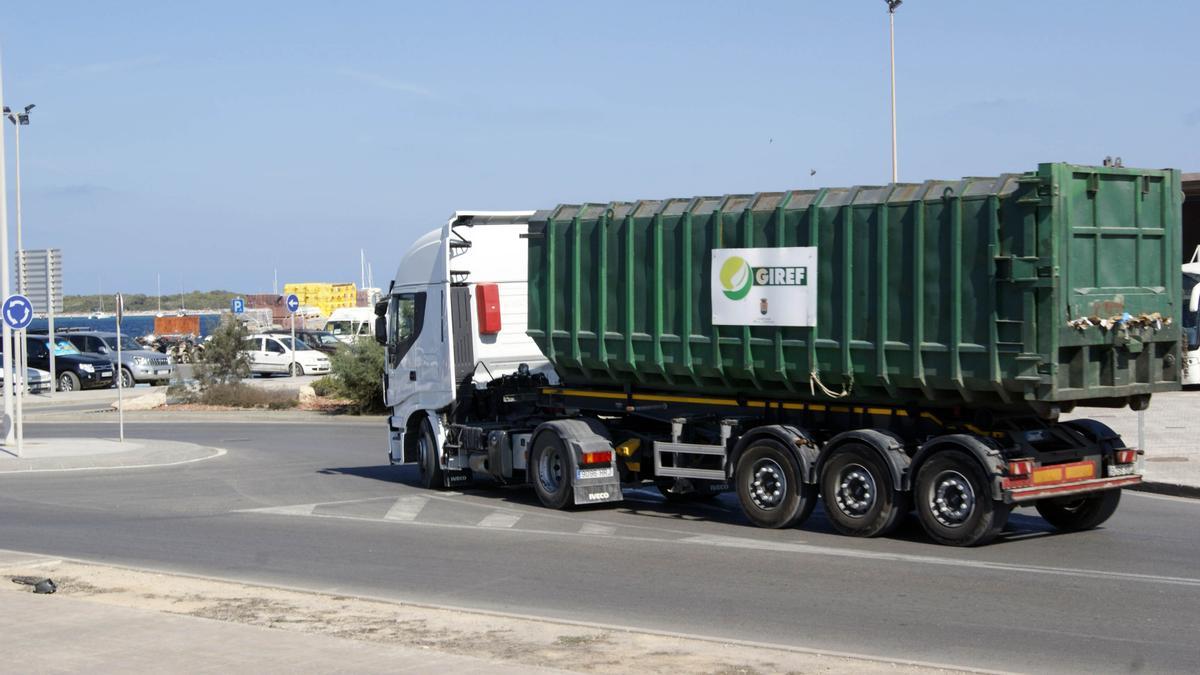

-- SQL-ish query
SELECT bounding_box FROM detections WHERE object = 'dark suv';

[59,330,175,388]
[13,335,115,392]
[264,328,342,355]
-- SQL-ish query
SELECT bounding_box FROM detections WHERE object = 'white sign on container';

[711,247,818,327]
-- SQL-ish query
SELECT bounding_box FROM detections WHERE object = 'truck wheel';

[58,372,80,392]
[531,431,573,510]
[120,367,135,389]
[820,444,907,538]
[915,451,1009,547]
[1035,489,1121,532]
[735,439,816,529]
[416,419,444,490]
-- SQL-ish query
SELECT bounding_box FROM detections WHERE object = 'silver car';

[60,330,175,388]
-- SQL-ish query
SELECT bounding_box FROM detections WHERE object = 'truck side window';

[388,292,425,367]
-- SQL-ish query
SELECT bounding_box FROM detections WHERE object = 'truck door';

[449,286,475,383]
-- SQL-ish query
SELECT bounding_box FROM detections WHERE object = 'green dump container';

[527,163,1182,414]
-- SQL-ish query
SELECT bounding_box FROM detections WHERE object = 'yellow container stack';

[283,282,359,319]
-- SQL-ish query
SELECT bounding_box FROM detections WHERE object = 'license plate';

[576,467,614,480]
[156,370,169,375]
[100,371,112,378]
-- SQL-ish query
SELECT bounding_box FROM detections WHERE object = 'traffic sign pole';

[286,294,299,378]
[13,327,22,456]
[2,294,36,456]
[116,293,124,442]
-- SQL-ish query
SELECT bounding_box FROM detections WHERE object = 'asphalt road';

[3,420,1198,673]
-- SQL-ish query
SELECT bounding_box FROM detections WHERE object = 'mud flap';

[573,481,623,505]
[443,469,473,488]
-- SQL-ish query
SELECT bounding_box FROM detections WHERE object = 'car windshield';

[51,338,81,356]
[278,337,312,351]
[104,336,143,351]
[326,321,352,336]
[313,332,341,346]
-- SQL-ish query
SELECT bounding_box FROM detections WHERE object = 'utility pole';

[0,51,14,444]
[887,0,901,183]
[8,103,34,413]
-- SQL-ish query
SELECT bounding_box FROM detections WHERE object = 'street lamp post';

[6,105,33,420]
[887,0,901,184]
[0,54,13,444]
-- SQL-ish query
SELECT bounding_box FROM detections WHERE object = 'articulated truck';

[377,163,1181,546]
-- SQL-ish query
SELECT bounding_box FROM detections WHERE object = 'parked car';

[58,330,175,388]
[264,328,342,355]
[0,366,53,395]
[10,336,115,392]
[242,334,331,376]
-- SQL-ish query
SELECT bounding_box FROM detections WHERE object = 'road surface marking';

[244,503,318,517]
[579,523,616,536]
[477,512,521,528]
[384,496,429,522]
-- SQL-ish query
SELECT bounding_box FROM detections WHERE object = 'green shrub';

[196,317,250,388]
[329,339,386,414]
[310,375,338,397]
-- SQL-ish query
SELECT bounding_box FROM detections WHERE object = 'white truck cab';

[378,211,556,483]
[1182,247,1200,386]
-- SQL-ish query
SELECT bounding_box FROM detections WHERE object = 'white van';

[323,307,375,344]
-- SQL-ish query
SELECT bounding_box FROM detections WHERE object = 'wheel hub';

[835,464,877,517]
[749,459,787,510]
[538,447,563,493]
[930,470,975,527]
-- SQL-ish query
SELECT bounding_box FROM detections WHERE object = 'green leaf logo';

[719,256,753,300]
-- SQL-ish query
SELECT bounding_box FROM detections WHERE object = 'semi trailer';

[377,163,1182,546]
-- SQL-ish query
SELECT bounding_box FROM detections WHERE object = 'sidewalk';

[0,438,222,473]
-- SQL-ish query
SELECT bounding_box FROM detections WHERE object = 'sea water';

[27,314,222,338]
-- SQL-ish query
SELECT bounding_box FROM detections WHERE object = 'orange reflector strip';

[1064,463,1095,480]
[1032,467,1064,484]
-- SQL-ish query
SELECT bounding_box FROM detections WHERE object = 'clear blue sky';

[2,1,1195,295]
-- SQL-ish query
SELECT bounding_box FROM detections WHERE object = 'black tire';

[735,439,817,529]
[57,371,80,393]
[530,431,573,509]
[415,419,444,490]
[1035,489,1121,532]
[119,367,135,389]
[915,451,1010,547]
[290,362,304,376]
[820,444,908,538]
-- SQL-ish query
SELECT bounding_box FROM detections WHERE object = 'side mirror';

[374,316,387,346]
[1190,285,1200,313]
[97,346,109,354]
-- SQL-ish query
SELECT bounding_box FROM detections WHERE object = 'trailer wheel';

[416,418,444,490]
[735,439,815,529]
[531,432,573,510]
[1035,489,1121,532]
[915,451,1009,547]
[820,444,907,537]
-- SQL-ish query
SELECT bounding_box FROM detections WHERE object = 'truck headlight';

[133,356,148,366]
[79,363,95,374]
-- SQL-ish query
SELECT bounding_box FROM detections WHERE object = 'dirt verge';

[1,558,972,674]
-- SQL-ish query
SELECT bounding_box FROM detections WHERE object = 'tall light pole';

[0,53,13,444]
[7,104,33,414]
[887,0,901,183]
[6,105,32,294]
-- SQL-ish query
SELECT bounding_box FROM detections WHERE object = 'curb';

[1131,481,1200,500]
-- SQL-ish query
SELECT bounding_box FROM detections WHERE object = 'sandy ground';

[1,558,971,675]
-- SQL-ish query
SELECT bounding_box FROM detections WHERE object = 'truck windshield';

[326,321,352,336]
[1184,273,1200,350]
